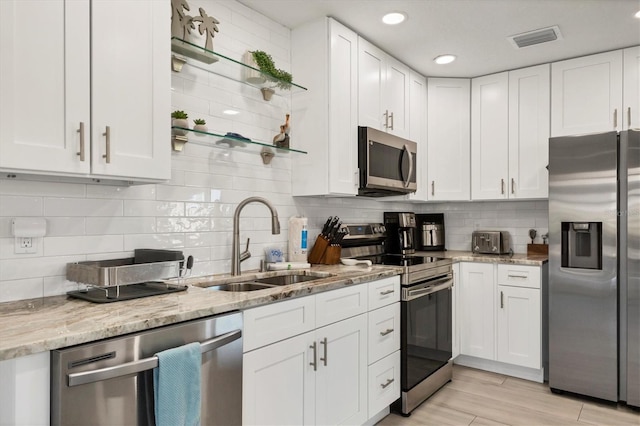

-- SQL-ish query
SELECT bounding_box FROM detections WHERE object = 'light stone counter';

[417,250,548,266]
[0,264,401,361]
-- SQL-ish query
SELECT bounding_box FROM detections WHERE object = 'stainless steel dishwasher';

[51,311,242,426]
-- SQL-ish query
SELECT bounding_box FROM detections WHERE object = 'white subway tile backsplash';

[123,200,184,217]
[45,198,123,217]
[85,184,157,200]
[44,217,87,237]
[0,255,85,281]
[44,235,124,256]
[0,196,43,216]
[123,234,186,251]
[43,276,80,298]
[0,180,85,198]
[86,217,156,235]
[0,278,44,302]
[156,218,211,233]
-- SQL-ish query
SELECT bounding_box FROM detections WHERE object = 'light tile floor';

[377,366,640,426]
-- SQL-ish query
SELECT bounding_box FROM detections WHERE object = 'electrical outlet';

[15,237,37,254]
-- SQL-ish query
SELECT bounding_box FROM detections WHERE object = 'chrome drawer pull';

[102,126,111,164]
[500,291,504,309]
[507,274,528,279]
[381,378,394,389]
[379,289,395,295]
[76,122,85,161]
[320,337,328,366]
[309,341,317,371]
[380,328,394,336]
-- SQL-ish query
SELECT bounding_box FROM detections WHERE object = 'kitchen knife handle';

[389,112,394,130]
[613,109,618,129]
[320,337,328,366]
[501,178,505,195]
[500,291,504,309]
[76,122,85,162]
[102,126,111,164]
[511,178,515,195]
[431,181,435,196]
[309,341,317,371]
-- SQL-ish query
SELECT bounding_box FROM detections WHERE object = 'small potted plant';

[193,118,208,134]
[171,110,189,136]
[249,50,293,101]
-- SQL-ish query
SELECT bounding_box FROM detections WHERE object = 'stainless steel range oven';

[341,224,453,415]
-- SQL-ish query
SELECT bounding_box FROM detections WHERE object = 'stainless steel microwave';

[358,126,417,197]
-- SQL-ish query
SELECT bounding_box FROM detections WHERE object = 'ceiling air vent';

[508,26,563,49]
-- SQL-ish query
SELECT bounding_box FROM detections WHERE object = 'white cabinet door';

[459,262,495,359]
[243,331,316,426]
[551,50,623,136]
[315,314,368,426]
[291,17,358,196]
[472,72,509,200]
[0,0,90,175]
[497,285,541,369]
[427,78,471,201]
[0,352,50,426]
[384,57,410,138]
[90,0,170,181]
[452,262,460,359]
[508,64,550,199]
[358,38,386,131]
[624,46,640,130]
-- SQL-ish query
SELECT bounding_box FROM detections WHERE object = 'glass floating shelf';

[170,37,307,96]
[171,126,307,157]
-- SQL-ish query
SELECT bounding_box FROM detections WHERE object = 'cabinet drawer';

[368,350,400,418]
[368,276,400,310]
[368,302,401,364]
[243,297,315,352]
[315,283,368,328]
[497,264,540,289]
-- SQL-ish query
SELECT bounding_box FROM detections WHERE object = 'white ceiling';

[237,0,640,78]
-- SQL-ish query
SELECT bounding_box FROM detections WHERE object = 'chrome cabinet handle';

[501,178,505,194]
[68,329,241,387]
[379,289,394,295]
[500,291,504,309]
[384,110,389,129]
[309,341,317,371]
[76,122,85,162]
[102,126,111,163]
[614,109,618,129]
[507,274,528,279]
[431,181,435,196]
[389,112,394,130]
[381,378,395,389]
[511,178,515,194]
[320,337,328,366]
[629,107,632,128]
[380,328,394,336]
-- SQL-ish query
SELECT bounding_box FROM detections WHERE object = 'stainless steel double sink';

[201,271,335,292]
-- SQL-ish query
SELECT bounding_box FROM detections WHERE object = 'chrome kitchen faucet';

[231,197,280,275]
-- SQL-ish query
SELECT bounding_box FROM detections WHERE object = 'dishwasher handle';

[67,329,242,387]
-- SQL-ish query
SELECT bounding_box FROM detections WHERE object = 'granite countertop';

[418,250,548,266]
[0,264,401,361]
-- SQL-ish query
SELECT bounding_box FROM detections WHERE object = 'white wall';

[0,0,548,303]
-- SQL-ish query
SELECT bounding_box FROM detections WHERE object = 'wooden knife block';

[308,235,341,265]
[527,244,549,255]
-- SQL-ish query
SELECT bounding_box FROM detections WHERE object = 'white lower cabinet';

[0,351,50,426]
[457,262,544,382]
[242,276,401,426]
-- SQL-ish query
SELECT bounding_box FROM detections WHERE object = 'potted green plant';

[249,50,293,100]
[171,110,189,135]
[193,118,208,134]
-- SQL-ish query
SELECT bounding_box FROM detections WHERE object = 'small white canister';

[288,216,308,262]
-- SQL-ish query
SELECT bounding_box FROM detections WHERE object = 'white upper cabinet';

[551,50,623,136]
[0,0,90,175]
[471,65,550,200]
[0,0,170,182]
[292,17,359,196]
[426,78,471,201]
[624,46,640,130]
[358,38,410,138]
[471,72,509,200]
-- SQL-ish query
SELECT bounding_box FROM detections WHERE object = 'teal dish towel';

[153,342,202,426]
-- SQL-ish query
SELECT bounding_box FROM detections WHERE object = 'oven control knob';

[373,226,380,233]
[380,225,386,233]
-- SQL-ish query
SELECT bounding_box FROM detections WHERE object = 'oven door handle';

[67,329,242,387]
[404,275,452,301]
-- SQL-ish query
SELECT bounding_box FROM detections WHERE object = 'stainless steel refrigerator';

[548,129,639,407]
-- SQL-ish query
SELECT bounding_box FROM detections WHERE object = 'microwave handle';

[402,144,413,188]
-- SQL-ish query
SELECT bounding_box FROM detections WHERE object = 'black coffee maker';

[383,212,416,255]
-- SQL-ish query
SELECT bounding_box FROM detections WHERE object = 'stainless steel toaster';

[472,231,511,254]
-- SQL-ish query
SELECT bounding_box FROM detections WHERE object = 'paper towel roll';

[288,216,308,262]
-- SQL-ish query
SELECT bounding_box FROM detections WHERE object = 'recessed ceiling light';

[635,10,640,18]
[223,109,239,115]
[434,54,457,65]
[382,12,406,25]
